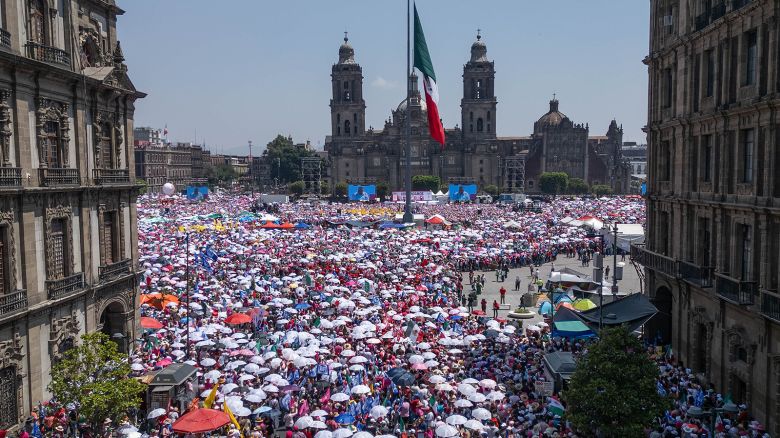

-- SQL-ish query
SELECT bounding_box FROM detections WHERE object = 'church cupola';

[331,33,366,138]
[461,30,497,140]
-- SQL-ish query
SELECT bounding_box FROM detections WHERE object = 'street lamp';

[687,402,739,437]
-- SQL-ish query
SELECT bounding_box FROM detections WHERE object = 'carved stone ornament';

[78,28,107,67]
[45,204,74,279]
[49,311,81,362]
[0,210,16,290]
[35,98,70,168]
[0,89,12,166]
[0,333,25,425]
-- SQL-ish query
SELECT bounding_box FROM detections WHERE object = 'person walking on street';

[499,286,507,304]
[481,298,487,313]
[514,276,521,291]
[605,265,610,280]
[492,300,500,318]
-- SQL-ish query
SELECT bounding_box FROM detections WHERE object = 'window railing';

[0,167,22,187]
[0,289,28,317]
[26,41,71,67]
[679,260,714,288]
[93,168,130,185]
[630,244,679,278]
[715,272,756,305]
[46,272,85,300]
[99,259,131,282]
[39,168,80,186]
[760,289,780,322]
[0,29,10,49]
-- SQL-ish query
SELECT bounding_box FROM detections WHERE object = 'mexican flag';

[413,4,445,146]
[548,397,565,416]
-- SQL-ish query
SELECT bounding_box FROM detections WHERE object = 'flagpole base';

[402,211,414,223]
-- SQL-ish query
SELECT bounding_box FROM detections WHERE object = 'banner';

[348,185,376,201]
[448,184,477,202]
[391,191,433,202]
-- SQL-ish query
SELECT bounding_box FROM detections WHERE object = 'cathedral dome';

[536,98,567,127]
[397,95,427,113]
[338,35,355,64]
[470,33,488,63]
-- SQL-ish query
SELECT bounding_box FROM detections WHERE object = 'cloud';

[371,76,399,89]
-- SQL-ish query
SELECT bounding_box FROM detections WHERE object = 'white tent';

[603,223,645,251]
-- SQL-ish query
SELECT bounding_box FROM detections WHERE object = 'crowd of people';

[21,191,771,438]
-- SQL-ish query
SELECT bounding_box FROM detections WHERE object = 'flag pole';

[402,0,413,223]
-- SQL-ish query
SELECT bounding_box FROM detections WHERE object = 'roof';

[543,351,577,377]
[536,99,567,127]
[579,293,658,332]
[150,363,197,386]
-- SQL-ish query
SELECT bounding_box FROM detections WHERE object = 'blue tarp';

[379,222,406,229]
[186,186,209,200]
[294,222,312,229]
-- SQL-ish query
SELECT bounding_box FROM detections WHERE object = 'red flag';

[319,387,331,404]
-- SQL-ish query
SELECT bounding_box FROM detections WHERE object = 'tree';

[48,332,145,430]
[567,178,589,194]
[334,182,348,197]
[320,180,330,196]
[563,327,669,438]
[136,178,148,195]
[592,184,613,196]
[539,172,569,195]
[288,180,305,196]
[376,181,390,200]
[263,135,317,183]
[483,184,499,197]
[412,175,441,192]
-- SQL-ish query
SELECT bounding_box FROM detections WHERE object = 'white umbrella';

[353,433,374,438]
[369,405,389,419]
[457,383,477,396]
[429,375,446,384]
[295,416,315,429]
[479,378,496,389]
[435,424,458,437]
[445,414,468,425]
[244,393,265,403]
[349,356,368,364]
[341,349,356,357]
[435,383,454,392]
[408,355,424,364]
[334,429,354,438]
[349,364,365,372]
[233,407,252,417]
[200,358,217,367]
[310,409,328,418]
[468,392,487,403]
[311,420,327,429]
[471,408,491,420]
[314,432,333,438]
[221,383,239,394]
[464,419,484,431]
[351,384,370,395]
[147,408,166,419]
[331,392,350,402]
[486,391,505,401]
[131,363,144,371]
[454,399,473,408]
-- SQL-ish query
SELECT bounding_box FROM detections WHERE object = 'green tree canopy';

[320,180,330,195]
[264,135,317,183]
[567,178,589,194]
[333,182,348,197]
[539,172,569,195]
[48,332,145,428]
[412,175,441,192]
[376,181,390,200]
[592,184,613,196]
[288,180,305,196]
[563,327,669,437]
[483,184,499,197]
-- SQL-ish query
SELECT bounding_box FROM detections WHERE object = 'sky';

[118,1,649,155]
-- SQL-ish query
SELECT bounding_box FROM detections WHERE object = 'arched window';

[477,118,484,132]
[476,80,482,99]
[344,120,351,135]
[29,0,46,44]
[470,112,473,121]
[100,122,114,169]
[487,111,491,121]
[353,113,357,133]
[0,366,19,428]
[343,81,350,101]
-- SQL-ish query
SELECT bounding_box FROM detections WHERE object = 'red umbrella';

[172,408,231,434]
[140,316,164,329]
[472,310,486,316]
[225,313,252,325]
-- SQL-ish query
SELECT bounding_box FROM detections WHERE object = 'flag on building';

[547,397,565,416]
[413,4,445,146]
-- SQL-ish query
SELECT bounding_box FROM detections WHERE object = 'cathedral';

[324,34,632,194]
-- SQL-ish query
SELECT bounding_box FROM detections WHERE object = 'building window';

[663,68,673,108]
[101,211,119,266]
[29,0,46,45]
[740,224,752,280]
[702,134,712,182]
[344,120,351,135]
[0,227,7,295]
[487,111,491,121]
[742,129,754,183]
[43,121,62,168]
[693,54,700,112]
[475,80,482,99]
[697,217,711,266]
[528,180,533,188]
[705,49,715,97]
[660,140,671,181]
[49,218,68,280]
[0,366,19,429]
[100,123,114,169]
[447,156,455,165]
[477,118,483,132]
[372,157,381,167]
[745,31,757,86]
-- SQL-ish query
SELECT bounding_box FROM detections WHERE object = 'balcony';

[0,29,10,49]
[26,41,70,67]
[93,168,130,185]
[0,290,28,318]
[630,244,679,278]
[760,290,780,322]
[0,167,21,187]
[39,167,80,186]
[679,260,714,288]
[715,272,756,305]
[99,259,132,283]
[46,272,86,300]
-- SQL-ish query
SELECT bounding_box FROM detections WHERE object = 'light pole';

[593,252,604,331]
[687,402,739,437]
[248,140,254,197]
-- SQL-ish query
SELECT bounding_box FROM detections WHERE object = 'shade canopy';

[172,408,231,434]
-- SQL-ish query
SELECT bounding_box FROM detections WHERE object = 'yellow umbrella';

[573,298,597,311]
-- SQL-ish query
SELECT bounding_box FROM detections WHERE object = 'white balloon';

[162,182,176,195]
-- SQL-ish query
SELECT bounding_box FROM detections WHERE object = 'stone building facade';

[324,35,632,193]
[134,142,204,193]
[641,0,780,433]
[0,0,143,429]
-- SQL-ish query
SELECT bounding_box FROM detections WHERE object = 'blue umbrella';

[294,303,311,310]
[295,222,311,229]
[335,413,355,424]
[538,301,553,316]
[449,315,463,320]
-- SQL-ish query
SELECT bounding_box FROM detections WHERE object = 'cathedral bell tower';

[461,31,497,140]
[331,34,366,138]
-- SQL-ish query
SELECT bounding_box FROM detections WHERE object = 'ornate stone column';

[0,89,12,167]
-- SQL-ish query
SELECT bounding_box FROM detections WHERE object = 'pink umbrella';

[157,358,173,367]
[230,349,256,357]
[411,363,428,370]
